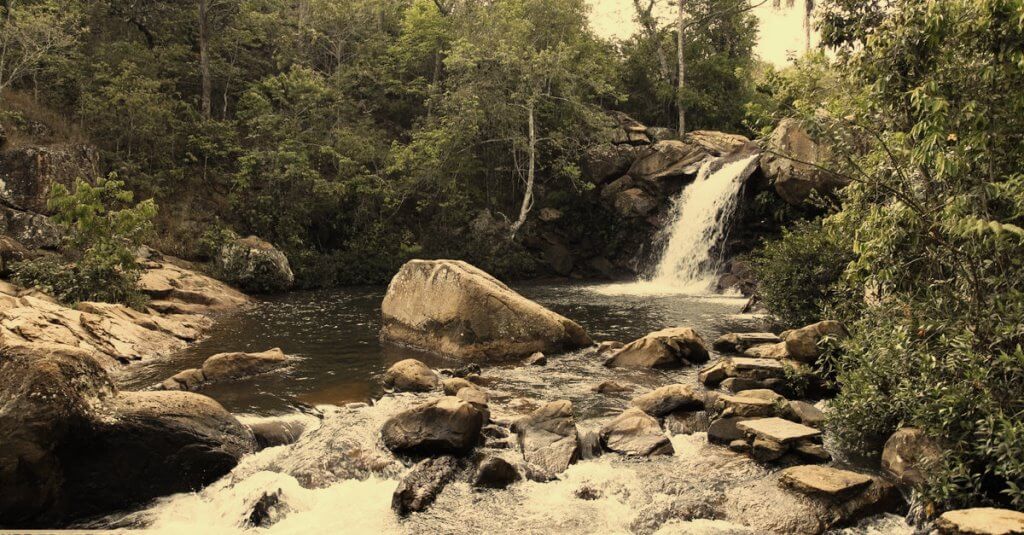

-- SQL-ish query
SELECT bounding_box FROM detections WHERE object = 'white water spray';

[595,154,759,296]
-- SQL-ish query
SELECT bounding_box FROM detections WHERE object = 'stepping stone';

[779,465,872,498]
[730,357,786,372]
[716,394,777,417]
[935,507,1024,535]
[737,417,821,444]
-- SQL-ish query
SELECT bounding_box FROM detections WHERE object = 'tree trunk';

[804,0,813,53]
[199,0,212,120]
[677,2,686,135]
[632,0,670,84]
[510,101,536,239]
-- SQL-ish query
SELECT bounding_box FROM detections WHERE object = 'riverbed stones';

[381,397,484,456]
[600,408,674,456]
[202,348,291,383]
[713,393,779,418]
[513,400,580,477]
[391,456,460,515]
[161,367,206,391]
[779,465,873,499]
[383,358,439,392]
[751,437,787,462]
[881,427,941,487]
[524,352,547,366]
[737,417,821,445]
[707,416,754,444]
[630,384,704,417]
[934,508,1024,535]
[216,235,294,293]
[743,342,790,360]
[605,327,709,369]
[782,320,847,363]
[380,260,592,361]
[665,410,711,435]
[788,401,825,428]
[712,332,781,353]
[593,380,633,394]
[699,357,787,388]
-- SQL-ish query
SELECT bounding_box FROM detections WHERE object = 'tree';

[0,1,82,95]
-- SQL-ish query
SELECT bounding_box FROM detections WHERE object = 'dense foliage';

[13,177,157,307]
[753,0,1024,510]
[1,0,763,286]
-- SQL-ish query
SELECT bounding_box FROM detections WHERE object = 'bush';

[12,176,157,308]
[751,219,854,327]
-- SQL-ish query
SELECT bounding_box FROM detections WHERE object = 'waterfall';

[594,153,759,296]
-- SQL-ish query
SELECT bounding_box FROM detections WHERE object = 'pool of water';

[120,282,765,416]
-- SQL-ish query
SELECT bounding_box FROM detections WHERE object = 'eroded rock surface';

[605,327,709,369]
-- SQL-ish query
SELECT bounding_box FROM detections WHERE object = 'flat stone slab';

[730,357,786,371]
[936,507,1024,535]
[779,465,872,497]
[737,417,821,444]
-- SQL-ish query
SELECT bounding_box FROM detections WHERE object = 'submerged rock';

[381,397,484,456]
[380,260,591,361]
[600,408,674,456]
[472,456,520,489]
[201,348,291,383]
[217,235,294,293]
[513,400,580,477]
[605,327,709,369]
[392,456,461,516]
[382,358,439,392]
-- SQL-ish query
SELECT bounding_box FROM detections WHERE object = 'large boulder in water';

[201,347,292,382]
[380,397,484,456]
[513,400,580,477]
[380,260,591,361]
[216,235,294,293]
[0,343,255,526]
[382,358,439,392]
[599,408,674,456]
[760,119,849,205]
[604,327,709,369]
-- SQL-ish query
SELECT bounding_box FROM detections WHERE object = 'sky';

[587,0,814,67]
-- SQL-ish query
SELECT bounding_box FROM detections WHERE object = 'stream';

[100,283,912,534]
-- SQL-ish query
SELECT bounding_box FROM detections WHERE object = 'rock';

[575,485,604,500]
[245,416,312,449]
[743,342,790,360]
[382,358,439,392]
[582,144,641,184]
[442,377,475,396]
[381,397,484,456]
[646,126,680,143]
[782,320,847,363]
[729,439,751,453]
[721,377,772,393]
[699,357,788,388]
[593,380,633,394]
[712,332,782,353]
[935,508,1024,535]
[216,235,294,293]
[793,442,832,463]
[788,401,825,428]
[0,235,29,275]
[472,456,520,489]
[380,260,591,361]
[685,131,751,156]
[605,327,709,369]
[137,256,251,315]
[664,410,711,435]
[201,348,291,383]
[69,391,256,517]
[707,417,754,445]
[445,364,482,378]
[513,400,579,476]
[614,188,659,218]
[391,456,460,516]
[160,367,206,391]
[760,119,849,206]
[596,340,625,355]
[750,437,788,462]
[600,408,674,456]
[737,417,821,445]
[881,427,941,487]
[630,384,704,417]
[713,394,778,418]
[0,144,99,214]
[542,241,574,276]
[524,352,547,366]
[537,207,563,222]
[0,204,62,249]
[577,428,603,460]
[627,140,710,183]
[456,386,489,409]
[779,465,873,499]
[247,490,284,528]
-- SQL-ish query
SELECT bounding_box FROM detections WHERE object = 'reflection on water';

[120,283,758,415]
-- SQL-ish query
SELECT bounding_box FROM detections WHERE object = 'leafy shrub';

[13,176,157,308]
[751,219,854,327]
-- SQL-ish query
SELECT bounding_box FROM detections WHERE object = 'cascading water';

[595,153,760,296]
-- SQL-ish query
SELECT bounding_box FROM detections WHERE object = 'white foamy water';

[594,154,760,297]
